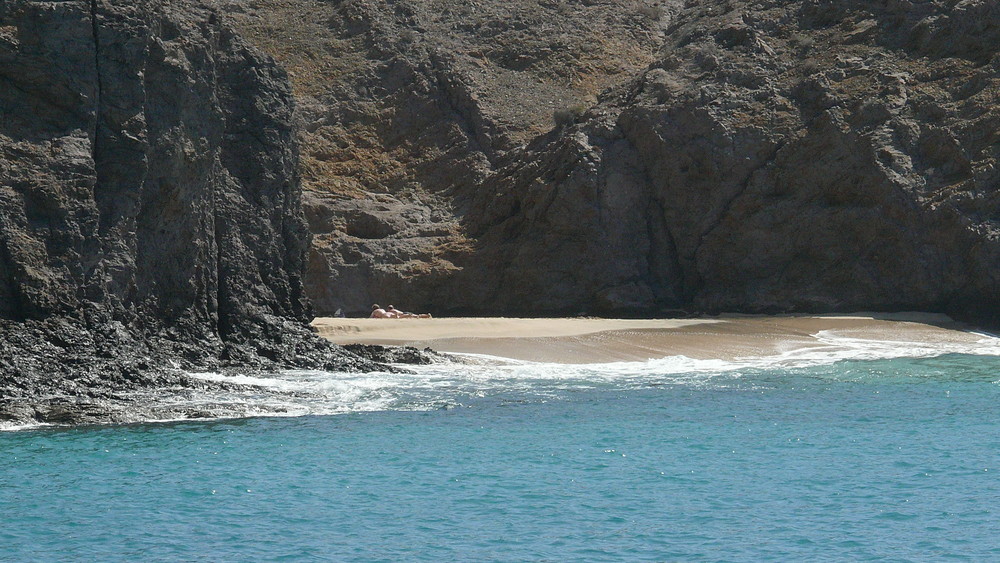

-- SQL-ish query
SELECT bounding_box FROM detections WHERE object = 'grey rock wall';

[455,0,1000,325]
[14,0,995,338]
[0,0,390,425]
[2,0,304,329]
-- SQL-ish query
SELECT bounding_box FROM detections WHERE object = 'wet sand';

[313,313,990,363]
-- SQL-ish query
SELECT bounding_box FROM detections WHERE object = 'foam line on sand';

[313,313,992,364]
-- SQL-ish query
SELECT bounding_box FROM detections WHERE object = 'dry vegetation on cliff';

[217,0,670,314]
[226,0,999,324]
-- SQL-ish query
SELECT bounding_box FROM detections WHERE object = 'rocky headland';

[0,0,430,427]
[219,0,999,325]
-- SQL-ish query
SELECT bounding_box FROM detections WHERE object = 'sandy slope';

[313,313,988,363]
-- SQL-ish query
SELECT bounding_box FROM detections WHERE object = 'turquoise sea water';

[3,351,1000,561]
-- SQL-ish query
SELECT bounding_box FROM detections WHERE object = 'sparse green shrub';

[638,4,665,20]
[789,33,815,52]
[552,104,588,127]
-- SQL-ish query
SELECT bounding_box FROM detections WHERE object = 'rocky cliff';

[223,0,1000,326]
[216,0,669,314]
[462,0,1000,323]
[0,0,397,425]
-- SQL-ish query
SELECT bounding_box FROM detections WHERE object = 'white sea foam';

[413,328,1000,380]
[10,327,998,431]
[174,331,1000,416]
[176,327,1000,421]
[811,330,1000,361]
[0,421,57,432]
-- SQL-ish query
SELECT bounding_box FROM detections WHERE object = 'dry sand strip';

[312,313,986,364]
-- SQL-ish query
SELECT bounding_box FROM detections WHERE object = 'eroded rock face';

[0,0,396,425]
[219,0,1000,326]
[10,0,991,351]
[456,0,1000,323]
[216,0,669,316]
[1,0,306,329]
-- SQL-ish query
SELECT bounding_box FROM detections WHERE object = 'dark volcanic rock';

[6,0,997,428]
[0,0,411,426]
[457,0,1000,324]
[342,343,441,365]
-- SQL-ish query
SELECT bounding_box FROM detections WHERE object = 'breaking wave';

[178,328,1000,421]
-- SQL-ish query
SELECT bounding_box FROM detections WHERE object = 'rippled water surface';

[3,353,1000,561]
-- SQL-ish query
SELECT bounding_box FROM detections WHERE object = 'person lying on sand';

[370,303,432,318]
[387,305,432,319]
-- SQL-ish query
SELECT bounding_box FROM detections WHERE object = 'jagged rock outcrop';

[0,0,411,426]
[458,0,1000,324]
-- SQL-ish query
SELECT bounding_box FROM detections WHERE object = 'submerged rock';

[342,343,442,365]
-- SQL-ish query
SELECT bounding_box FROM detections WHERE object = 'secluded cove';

[4,0,1000,558]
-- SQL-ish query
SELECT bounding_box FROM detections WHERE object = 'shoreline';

[313,312,990,364]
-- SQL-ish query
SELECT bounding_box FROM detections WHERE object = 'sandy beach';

[313,312,990,363]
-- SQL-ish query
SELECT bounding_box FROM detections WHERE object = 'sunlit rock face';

[0,0,386,425]
[218,0,1000,324]
[459,0,1000,323]
[0,0,308,332]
